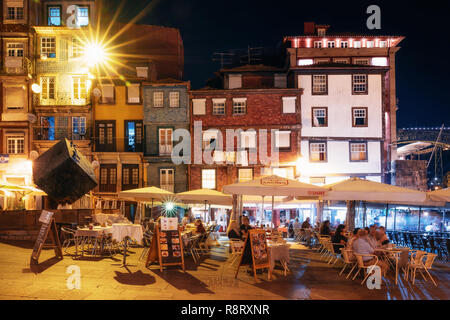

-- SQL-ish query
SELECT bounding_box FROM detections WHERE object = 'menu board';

[30,211,63,268]
[235,229,271,281]
[146,224,185,272]
[160,217,178,231]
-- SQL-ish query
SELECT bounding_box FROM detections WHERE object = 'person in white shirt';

[181,213,190,226]
[352,229,388,277]
[366,225,378,249]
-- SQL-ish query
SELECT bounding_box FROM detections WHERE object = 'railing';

[33,125,92,141]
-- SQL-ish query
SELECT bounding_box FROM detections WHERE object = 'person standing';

[240,216,253,240]
[301,217,311,229]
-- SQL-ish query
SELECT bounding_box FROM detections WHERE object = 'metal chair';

[60,227,77,255]
[352,254,379,285]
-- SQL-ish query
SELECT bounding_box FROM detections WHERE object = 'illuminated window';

[72,76,87,99]
[312,107,328,127]
[159,128,173,156]
[315,58,330,64]
[314,41,322,48]
[340,41,348,48]
[298,59,314,66]
[312,75,327,94]
[232,98,246,115]
[333,58,349,64]
[317,29,326,36]
[354,58,370,65]
[274,131,291,149]
[327,41,335,48]
[366,41,375,48]
[310,142,327,162]
[78,7,89,26]
[352,74,368,94]
[238,169,253,182]
[72,117,86,136]
[371,57,388,66]
[41,37,56,58]
[72,38,83,58]
[48,6,61,26]
[212,99,226,115]
[350,142,368,161]
[192,99,206,115]
[100,84,114,104]
[354,41,362,48]
[7,136,24,154]
[169,91,179,108]
[379,41,388,48]
[136,67,148,78]
[153,92,163,107]
[352,107,368,127]
[202,169,216,189]
[127,84,140,103]
[40,77,55,100]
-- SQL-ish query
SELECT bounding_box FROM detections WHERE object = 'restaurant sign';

[260,176,289,186]
[0,155,9,164]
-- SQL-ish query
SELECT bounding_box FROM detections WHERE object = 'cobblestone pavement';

[0,239,449,300]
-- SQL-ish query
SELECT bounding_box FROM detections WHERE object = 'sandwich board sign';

[235,229,272,281]
[30,211,63,267]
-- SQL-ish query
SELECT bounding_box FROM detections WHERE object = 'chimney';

[304,22,316,35]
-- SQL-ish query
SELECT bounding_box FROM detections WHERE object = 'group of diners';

[320,221,391,276]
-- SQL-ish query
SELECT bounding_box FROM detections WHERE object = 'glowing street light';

[31,83,42,94]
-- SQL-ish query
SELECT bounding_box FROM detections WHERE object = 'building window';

[127,84,140,103]
[312,107,328,127]
[333,58,349,64]
[48,6,61,26]
[192,99,206,115]
[41,77,55,100]
[169,92,179,108]
[202,169,216,189]
[202,130,219,150]
[96,121,115,152]
[136,67,148,78]
[366,41,375,48]
[371,57,388,66]
[282,97,296,113]
[314,41,322,48]
[298,59,314,66]
[273,167,294,180]
[153,92,164,107]
[122,165,139,191]
[41,37,56,58]
[7,6,23,20]
[274,131,291,150]
[7,43,24,57]
[72,117,86,137]
[72,76,87,99]
[100,84,114,104]
[72,38,84,58]
[232,99,247,115]
[310,177,326,185]
[310,142,327,162]
[354,58,370,65]
[99,165,117,193]
[327,41,335,48]
[212,99,226,115]
[315,58,330,64]
[7,136,25,154]
[5,86,26,111]
[379,41,388,48]
[160,169,174,192]
[159,128,173,156]
[274,74,287,88]
[352,74,368,94]
[238,168,253,182]
[354,41,362,48]
[240,131,257,150]
[312,75,327,95]
[350,142,368,161]
[228,74,242,89]
[352,107,368,127]
[125,121,143,152]
[340,41,348,48]
[78,6,89,26]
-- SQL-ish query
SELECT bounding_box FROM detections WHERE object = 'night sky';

[107,0,450,128]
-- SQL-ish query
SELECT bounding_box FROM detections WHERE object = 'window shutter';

[101,84,114,103]
[276,131,291,148]
[282,97,296,113]
[192,99,206,115]
[5,86,25,110]
[228,74,242,89]
[127,84,140,103]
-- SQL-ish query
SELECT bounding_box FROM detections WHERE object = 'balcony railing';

[33,125,91,141]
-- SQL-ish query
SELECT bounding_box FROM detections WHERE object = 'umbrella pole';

[151,198,154,219]
[394,208,397,231]
[385,204,389,229]
[271,196,275,228]
[261,196,265,227]
[363,202,367,228]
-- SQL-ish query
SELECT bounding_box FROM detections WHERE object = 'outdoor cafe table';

[111,223,144,267]
[374,246,411,285]
[268,243,290,276]
[74,226,112,257]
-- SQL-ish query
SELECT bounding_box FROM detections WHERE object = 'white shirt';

[182,217,189,226]
[352,237,375,262]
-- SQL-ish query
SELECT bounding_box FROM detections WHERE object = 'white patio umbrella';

[118,186,174,219]
[177,189,232,222]
[428,188,450,203]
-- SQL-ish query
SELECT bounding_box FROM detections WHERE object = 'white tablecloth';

[268,244,290,271]
[111,224,144,245]
[75,226,112,238]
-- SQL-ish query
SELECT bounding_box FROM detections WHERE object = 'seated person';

[193,219,206,235]
[376,226,390,248]
[227,220,241,240]
[352,229,388,277]
[181,213,190,226]
[367,225,379,249]
[320,220,332,236]
[240,216,253,240]
[301,217,312,229]
[293,218,301,230]
[331,224,348,253]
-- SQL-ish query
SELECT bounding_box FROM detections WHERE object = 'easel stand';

[235,229,272,282]
[30,217,63,267]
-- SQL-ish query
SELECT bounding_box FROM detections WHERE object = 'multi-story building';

[284,22,404,184]
[189,64,303,190]
[143,79,190,194]
[0,0,39,209]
